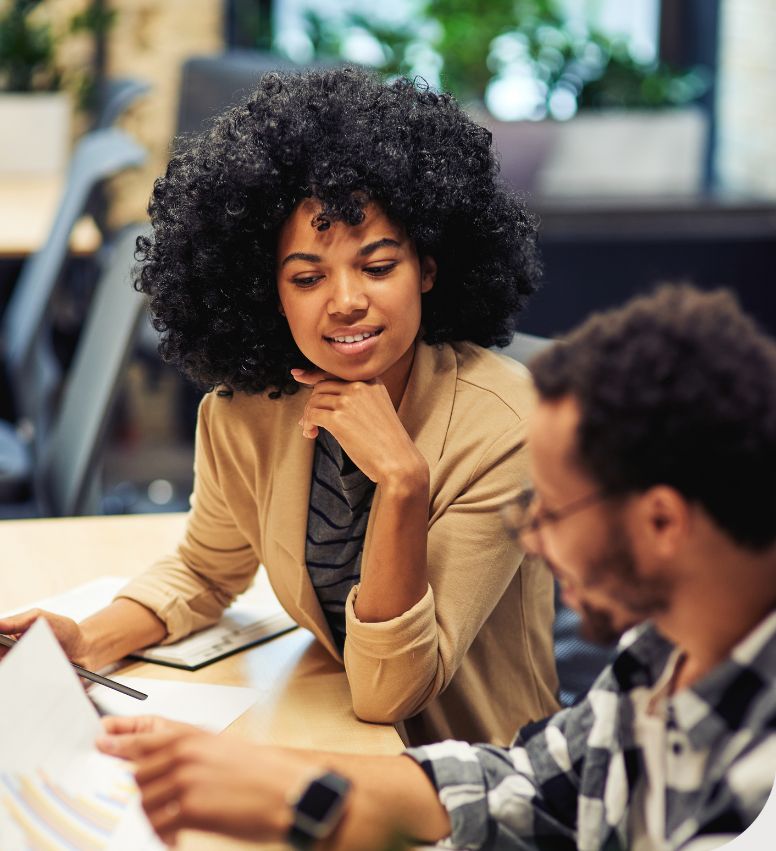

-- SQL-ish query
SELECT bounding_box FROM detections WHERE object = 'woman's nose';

[327,272,368,316]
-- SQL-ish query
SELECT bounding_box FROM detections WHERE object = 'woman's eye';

[292,275,322,288]
[365,262,397,277]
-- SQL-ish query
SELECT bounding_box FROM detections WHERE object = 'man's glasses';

[500,487,609,546]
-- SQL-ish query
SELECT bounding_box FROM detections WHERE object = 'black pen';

[0,634,147,701]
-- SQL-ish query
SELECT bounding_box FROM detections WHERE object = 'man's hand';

[98,716,314,846]
[292,368,428,487]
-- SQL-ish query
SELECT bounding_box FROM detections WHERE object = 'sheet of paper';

[90,678,258,733]
[0,616,100,775]
[0,620,163,850]
[1,575,132,622]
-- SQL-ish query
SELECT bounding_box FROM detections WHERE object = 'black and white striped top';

[305,429,376,652]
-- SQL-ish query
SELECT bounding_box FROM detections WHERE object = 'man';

[100,285,776,850]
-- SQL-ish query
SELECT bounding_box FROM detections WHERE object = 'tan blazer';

[118,341,559,745]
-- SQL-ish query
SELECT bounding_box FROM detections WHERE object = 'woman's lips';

[324,329,383,356]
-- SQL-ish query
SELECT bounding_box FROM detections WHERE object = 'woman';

[1,67,558,745]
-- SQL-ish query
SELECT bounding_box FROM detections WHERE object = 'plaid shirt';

[406,611,776,851]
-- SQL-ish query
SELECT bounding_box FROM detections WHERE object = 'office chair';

[0,129,146,502]
[94,78,151,129]
[498,330,554,364]
[1,225,148,518]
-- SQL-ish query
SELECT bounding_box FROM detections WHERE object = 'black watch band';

[287,771,351,850]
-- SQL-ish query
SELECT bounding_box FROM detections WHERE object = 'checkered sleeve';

[406,703,593,850]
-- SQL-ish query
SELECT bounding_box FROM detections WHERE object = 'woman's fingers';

[299,389,340,438]
[0,609,86,661]
[290,367,336,385]
[0,609,44,635]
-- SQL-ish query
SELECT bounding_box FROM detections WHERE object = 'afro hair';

[136,65,541,396]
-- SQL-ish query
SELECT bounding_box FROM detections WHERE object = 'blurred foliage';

[0,0,116,107]
[229,0,273,51]
[305,0,708,115]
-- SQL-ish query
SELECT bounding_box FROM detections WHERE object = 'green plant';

[0,0,115,101]
[305,0,707,117]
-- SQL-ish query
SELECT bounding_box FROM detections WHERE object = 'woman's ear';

[421,256,437,294]
[278,302,286,317]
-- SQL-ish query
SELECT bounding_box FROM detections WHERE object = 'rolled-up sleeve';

[343,422,530,723]
[115,394,260,643]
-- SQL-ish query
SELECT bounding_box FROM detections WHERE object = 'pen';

[0,634,148,701]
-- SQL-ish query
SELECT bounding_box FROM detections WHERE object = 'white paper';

[0,617,101,775]
[1,576,133,622]
[90,678,258,733]
[0,620,163,850]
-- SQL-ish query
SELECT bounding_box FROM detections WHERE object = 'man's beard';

[569,522,673,646]
[578,600,626,646]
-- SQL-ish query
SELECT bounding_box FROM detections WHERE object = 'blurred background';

[1,0,774,519]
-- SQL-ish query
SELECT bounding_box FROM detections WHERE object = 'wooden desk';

[0,513,404,849]
[0,175,100,258]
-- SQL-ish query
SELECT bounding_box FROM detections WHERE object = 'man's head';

[523,285,776,643]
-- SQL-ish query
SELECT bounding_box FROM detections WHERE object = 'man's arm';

[98,718,451,849]
[99,702,590,851]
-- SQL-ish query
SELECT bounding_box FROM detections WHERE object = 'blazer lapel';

[397,341,458,466]
[361,341,458,563]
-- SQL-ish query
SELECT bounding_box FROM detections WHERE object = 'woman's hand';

[0,609,90,664]
[98,716,315,846]
[292,368,428,487]
[0,598,167,671]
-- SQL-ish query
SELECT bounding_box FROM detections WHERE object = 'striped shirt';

[305,429,375,652]
[407,610,776,850]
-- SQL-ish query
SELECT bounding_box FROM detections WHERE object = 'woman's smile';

[324,327,384,356]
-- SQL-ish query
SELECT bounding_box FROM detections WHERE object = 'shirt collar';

[611,610,776,749]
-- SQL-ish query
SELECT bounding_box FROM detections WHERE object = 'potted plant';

[0,0,113,174]
[303,0,709,197]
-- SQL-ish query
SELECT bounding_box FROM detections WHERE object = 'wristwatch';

[287,770,351,850]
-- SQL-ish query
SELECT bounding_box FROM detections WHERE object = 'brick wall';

[716,0,776,198]
[106,0,224,224]
[51,0,223,223]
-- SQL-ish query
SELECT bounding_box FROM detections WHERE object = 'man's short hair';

[530,285,776,550]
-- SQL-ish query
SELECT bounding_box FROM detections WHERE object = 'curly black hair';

[135,66,541,396]
[530,285,776,551]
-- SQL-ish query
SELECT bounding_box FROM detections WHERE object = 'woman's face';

[277,199,436,390]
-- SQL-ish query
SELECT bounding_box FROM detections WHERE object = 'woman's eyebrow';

[281,251,321,267]
[358,237,401,257]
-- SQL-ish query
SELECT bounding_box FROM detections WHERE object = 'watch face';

[292,772,351,843]
[299,782,343,820]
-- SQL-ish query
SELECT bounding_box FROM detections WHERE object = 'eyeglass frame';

[500,487,611,545]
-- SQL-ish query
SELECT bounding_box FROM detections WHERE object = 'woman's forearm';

[78,598,167,670]
[354,461,430,623]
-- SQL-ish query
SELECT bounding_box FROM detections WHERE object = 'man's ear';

[420,256,437,294]
[637,486,690,560]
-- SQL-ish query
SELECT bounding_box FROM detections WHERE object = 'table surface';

[0,174,101,258]
[0,512,403,850]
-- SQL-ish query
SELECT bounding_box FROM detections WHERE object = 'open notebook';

[3,572,297,671]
